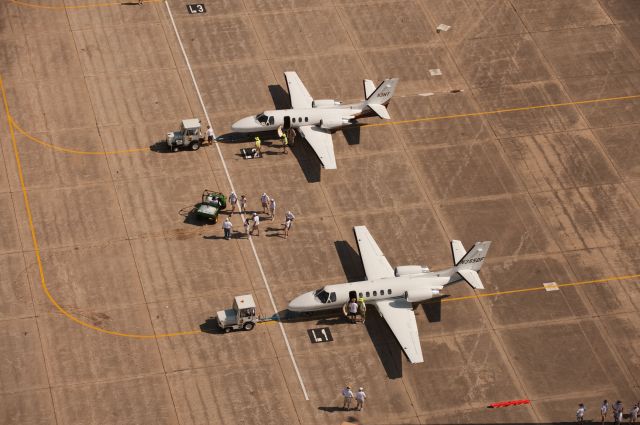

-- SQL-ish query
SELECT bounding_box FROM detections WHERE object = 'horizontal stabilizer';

[458,269,484,290]
[451,240,467,265]
[364,79,376,99]
[368,103,390,119]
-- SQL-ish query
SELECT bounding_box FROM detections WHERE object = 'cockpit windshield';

[313,288,336,303]
[256,113,268,125]
[256,114,274,126]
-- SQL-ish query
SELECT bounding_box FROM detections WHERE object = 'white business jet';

[231,72,399,169]
[288,226,491,364]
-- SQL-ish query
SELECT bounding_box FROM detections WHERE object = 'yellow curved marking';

[1,75,200,339]
[361,93,640,129]
[10,0,161,10]
[10,118,149,155]
[442,273,640,303]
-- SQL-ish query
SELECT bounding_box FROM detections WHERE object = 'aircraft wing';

[372,298,424,364]
[354,226,395,280]
[284,71,313,109]
[298,125,336,169]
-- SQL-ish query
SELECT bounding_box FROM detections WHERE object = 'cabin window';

[358,292,363,298]
[365,292,370,297]
[388,289,392,294]
[268,116,274,125]
[373,291,377,296]
[380,290,385,295]
[298,117,302,122]
[305,117,309,122]
[292,117,296,123]
[329,292,336,302]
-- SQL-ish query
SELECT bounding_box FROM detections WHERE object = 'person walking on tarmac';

[341,385,353,410]
[222,217,233,240]
[577,403,586,424]
[206,125,214,145]
[254,136,262,157]
[355,387,366,411]
[280,130,289,154]
[250,212,260,236]
[228,191,238,214]
[268,198,276,220]
[260,193,270,214]
[239,195,247,213]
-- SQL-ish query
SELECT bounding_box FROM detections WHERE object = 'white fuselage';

[288,268,464,312]
[231,102,374,133]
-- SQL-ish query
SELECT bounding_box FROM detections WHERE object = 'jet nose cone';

[231,116,255,133]
[288,293,312,312]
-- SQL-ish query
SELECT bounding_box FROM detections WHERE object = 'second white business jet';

[288,226,491,364]
[231,72,399,169]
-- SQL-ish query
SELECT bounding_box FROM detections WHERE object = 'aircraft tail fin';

[453,241,491,289]
[451,240,467,265]
[365,78,399,106]
[364,79,376,100]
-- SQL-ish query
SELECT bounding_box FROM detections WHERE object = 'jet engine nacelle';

[313,99,342,108]
[395,265,429,277]
[320,118,351,130]
[405,288,440,303]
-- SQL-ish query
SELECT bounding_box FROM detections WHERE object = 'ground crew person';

[228,191,238,214]
[281,131,288,154]
[206,125,214,145]
[355,387,366,411]
[222,217,232,240]
[341,385,353,410]
[615,401,623,425]
[631,404,639,423]
[239,195,247,213]
[348,299,358,324]
[601,400,609,425]
[255,136,262,157]
[577,403,585,424]
[283,210,295,239]
[260,193,270,214]
[243,218,250,236]
[269,198,276,220]
[250,212,260,236]
[357,296,366,323]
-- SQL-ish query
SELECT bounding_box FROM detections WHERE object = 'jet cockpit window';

[314,288,329,303]
[329,292,336,302]
[268,116,274,125]
[256,114,269,125]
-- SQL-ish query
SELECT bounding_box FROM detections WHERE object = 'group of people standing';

[577,400,640,424]
[341,385,367,411]
[221,191,295,240]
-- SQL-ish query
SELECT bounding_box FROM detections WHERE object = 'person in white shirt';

[630,404,639,423]
[239,195,247,213]
[283,211,295,239]
[577,403,585,424]
[250,213,260,236]
[269,198,276,220]
[355,387,366,411]
[348,299,358,324]
[601,400,609,425]
[228,192,238,214]
[341,386,353,410]
[260,193,270,213]
[206,125,214,145]
[222,217,233,240]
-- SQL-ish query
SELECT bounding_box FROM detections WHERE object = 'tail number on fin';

[377,91,391,98]
[459,257,485,265]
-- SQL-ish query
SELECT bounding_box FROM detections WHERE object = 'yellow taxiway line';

[10,0,160,10]
[1,75,199,339]
[8,93,640,156]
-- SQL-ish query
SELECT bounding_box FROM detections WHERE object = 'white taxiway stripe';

[164,1,310,401]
